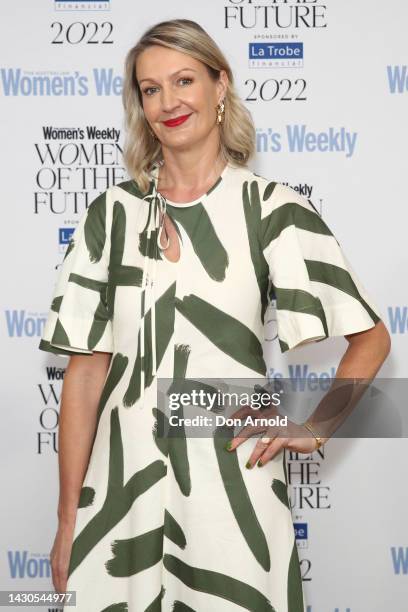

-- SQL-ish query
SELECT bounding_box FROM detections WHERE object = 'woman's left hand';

[224,405,325,468]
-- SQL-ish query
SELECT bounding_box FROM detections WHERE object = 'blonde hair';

[122,19,256,193]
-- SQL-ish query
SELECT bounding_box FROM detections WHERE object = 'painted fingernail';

[245,461,252,469]
[257,459,263,467]
[225,441,233,451]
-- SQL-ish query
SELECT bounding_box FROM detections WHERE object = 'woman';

[39,19,390,612]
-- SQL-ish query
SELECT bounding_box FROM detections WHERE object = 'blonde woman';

[39,19,390,612]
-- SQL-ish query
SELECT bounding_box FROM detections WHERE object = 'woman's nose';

[160,86,180,112]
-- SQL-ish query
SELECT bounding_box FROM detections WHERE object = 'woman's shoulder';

[233,165,309,210]
[110,178,151,201]
[78,180,151,238]
[84,179,153,223]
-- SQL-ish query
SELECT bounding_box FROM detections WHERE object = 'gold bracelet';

[303,422,323,450]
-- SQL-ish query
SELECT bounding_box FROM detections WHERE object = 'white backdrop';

[1,1,407,611]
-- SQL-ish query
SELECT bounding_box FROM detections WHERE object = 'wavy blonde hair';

[122,19,256,193]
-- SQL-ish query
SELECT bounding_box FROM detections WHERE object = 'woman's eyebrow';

[139,68,197,85]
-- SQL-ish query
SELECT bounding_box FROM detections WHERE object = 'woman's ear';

[217,69,229,102]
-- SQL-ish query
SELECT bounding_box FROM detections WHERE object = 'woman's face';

[136,45,227,153]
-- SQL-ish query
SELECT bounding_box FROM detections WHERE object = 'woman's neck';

[159,137,226,193]
[157,150,227,199]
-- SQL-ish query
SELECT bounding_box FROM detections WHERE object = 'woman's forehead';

[136,46,203,74]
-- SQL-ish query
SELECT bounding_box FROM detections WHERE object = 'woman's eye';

[179,78,193,86]
[142,78,192,96]
[143,86,158,96]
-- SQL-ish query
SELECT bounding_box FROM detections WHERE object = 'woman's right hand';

[50,521,76,594]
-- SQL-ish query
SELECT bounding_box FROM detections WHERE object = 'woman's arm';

[225,320,392,465]
[340,319,391,377]
[57,351,112,527]
[305,319,392,445]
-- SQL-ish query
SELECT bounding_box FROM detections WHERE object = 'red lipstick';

[163,113,192,127]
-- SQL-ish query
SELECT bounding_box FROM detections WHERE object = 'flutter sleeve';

[261,182,382,353]
[38,188,113,356]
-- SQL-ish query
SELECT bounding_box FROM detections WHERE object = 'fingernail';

[225,441,233,451]
[257,459,263,467]
[245,461,252,469]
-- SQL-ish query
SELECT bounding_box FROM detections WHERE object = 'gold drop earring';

[216,99,225,125]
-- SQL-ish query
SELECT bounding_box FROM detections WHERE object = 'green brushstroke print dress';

[39,163,381,612]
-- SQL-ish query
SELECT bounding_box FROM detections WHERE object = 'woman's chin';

[162,135,199,151]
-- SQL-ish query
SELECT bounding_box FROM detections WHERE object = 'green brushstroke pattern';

[175,294,267,375]
[163,553,276,611]
[213,425,271,571]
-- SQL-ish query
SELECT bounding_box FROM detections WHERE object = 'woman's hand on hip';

[224,405,325,468]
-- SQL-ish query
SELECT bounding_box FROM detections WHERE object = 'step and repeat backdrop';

[1,1,407,611]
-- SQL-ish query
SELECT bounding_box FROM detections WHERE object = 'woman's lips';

[162,113,192,127]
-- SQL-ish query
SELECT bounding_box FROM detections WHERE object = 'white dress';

[39,162,381,611]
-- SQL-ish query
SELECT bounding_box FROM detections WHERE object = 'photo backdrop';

[1,1,407,611]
